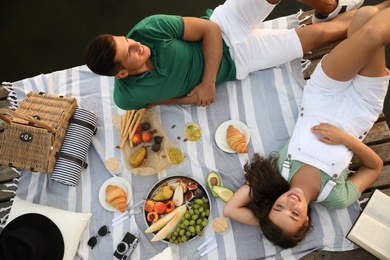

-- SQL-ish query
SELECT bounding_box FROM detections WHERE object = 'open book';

[347,189,390,259]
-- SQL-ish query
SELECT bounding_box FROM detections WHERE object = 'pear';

[152,185,173,201]
[172,182,184,206]
[129,146,147,167]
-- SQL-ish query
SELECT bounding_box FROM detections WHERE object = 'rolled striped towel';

[51,108,98,186]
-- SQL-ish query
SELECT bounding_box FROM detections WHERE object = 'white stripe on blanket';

[8,13,359,260]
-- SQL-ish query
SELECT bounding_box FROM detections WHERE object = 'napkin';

[149,247,173,260]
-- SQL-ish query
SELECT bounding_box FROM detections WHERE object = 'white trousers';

[210,0,303,79]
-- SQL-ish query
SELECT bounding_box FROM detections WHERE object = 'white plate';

[215,120,251,153]
[99,177,132,212]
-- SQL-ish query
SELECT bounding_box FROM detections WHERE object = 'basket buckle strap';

[56,152,88,169]
[70,117,97,134]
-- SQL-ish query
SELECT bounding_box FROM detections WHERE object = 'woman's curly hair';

[244,152,312,248]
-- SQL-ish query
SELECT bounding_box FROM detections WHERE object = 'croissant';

[105,185,127,212]
[226,125,248,153]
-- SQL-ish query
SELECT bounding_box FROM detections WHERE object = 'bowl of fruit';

[144,175,211,244]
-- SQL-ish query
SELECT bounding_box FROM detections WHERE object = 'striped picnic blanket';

[8,13,359,260]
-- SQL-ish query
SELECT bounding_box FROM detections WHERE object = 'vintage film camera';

[113,232,140,260]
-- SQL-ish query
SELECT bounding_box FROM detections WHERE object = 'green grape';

[195,225,202,232]
[182,235,188,243]
[180,224,186,229]
[198,207,204,213]
[197,231,203,237]
[195,199,203,205]
[185,213,191,219]
[179,229,186,236]
[192,214,199,220]
[201,211,206,217]
[203,198,209,204]
[205,209,210,217]
[189,209,195,215]
[189,226,195,233]
[190,220,196,226]
[202,220,208,227]
[196,219,202,225]
[186,231,192,237]
[183,220,190,226]
[193,204,200,209]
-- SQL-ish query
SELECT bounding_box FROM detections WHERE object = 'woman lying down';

[224,2,390,248]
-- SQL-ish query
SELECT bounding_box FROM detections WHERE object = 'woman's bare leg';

[322,4,390,81]
[295,9,356,54]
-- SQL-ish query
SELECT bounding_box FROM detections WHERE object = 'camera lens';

[117,242,129,255]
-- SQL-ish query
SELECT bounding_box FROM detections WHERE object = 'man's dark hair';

[83,34,123,76]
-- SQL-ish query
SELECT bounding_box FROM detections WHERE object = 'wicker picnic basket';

[0,91,77,173]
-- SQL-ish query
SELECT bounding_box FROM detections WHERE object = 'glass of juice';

[184,122,202,142]
[167,145,190,173]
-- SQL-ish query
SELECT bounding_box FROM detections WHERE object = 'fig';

[151,143,161,152]
[186,191,195,201]
[194,189,204,199]
[142,122,151,131]
[154,136,163,144]
[187,184,198,191]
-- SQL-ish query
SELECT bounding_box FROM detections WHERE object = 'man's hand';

[187,81,216,106]
[311,122,349,145]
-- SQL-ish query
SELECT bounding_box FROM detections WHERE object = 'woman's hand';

[311,122,349,145]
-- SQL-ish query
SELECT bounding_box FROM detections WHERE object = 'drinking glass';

[167,145,190,173]
[184,122,202,142]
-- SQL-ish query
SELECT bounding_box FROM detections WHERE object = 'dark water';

[1,0,389,123]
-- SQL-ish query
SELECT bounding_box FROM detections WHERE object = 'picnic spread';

[0,13,364,260]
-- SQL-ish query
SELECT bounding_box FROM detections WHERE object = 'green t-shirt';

[114,14,236,110]
[277,141,361,209]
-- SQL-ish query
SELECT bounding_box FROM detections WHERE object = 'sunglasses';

[88,225,111,249]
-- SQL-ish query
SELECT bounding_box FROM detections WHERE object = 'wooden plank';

[350,142,390,169]
[364,121,390,145]
[301,248,377,260]
[367,165,390,190]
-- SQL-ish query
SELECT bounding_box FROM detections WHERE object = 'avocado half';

[207,171,222,198]
[212,185,234,202]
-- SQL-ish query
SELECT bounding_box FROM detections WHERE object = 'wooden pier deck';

[0,10,389,259]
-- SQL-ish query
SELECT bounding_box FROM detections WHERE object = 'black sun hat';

[0,213,64,260]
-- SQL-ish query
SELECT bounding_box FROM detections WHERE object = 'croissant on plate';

[105,185,127,212]
[226,125,248,153]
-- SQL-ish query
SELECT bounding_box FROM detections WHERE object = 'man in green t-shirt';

[84,0,362,110]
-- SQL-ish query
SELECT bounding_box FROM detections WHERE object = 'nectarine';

[154,201,166,214]
[142,131,153,143]
[132,133,142,144]
[145,200,155,212]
